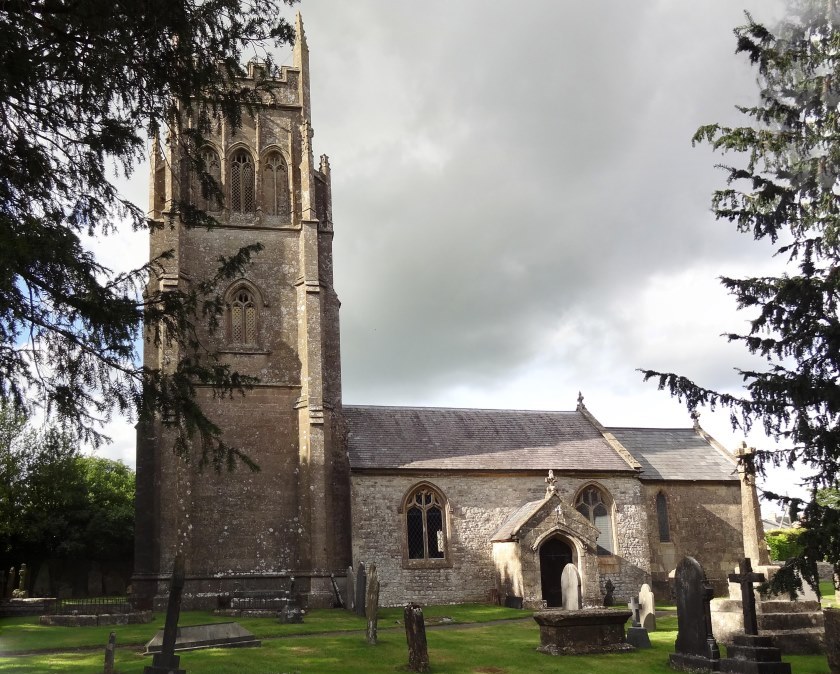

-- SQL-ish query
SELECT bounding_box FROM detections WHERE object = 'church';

[133,15,748,610]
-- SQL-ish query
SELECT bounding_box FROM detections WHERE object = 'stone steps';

[758,611,824,631]
[762,628,824,655]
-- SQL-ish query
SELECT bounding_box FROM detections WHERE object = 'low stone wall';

[39,611,152,627]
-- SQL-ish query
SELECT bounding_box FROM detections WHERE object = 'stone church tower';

[133,14,350,608]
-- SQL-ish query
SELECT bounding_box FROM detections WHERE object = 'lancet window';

[262,151,290,219]
[229,288,257,346]
[656,491,671,543]
[230,149,255,214]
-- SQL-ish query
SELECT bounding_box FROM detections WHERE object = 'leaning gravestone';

[560,564,582,610]
[669,556,721,672]
[355,562,367,617]
[366,563,380,645]
[346,565,356,612]
[103,631,116,674]
[330,573,344,608]
[404,604,430,672]
[143,555,186,674]
[626,596,651,649]
[639,583,656,631]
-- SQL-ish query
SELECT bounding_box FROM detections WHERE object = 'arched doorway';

[540,537,573,607]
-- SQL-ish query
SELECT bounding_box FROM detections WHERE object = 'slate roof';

[344,405,636,472]
[490,499,545,542]
[606,427,738,482]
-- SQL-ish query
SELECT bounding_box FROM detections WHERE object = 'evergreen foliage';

[765,527,806,561]
[0,0,296,469]
[642,0,840,595]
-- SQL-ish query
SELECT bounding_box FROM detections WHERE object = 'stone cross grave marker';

[355,562,367,617]
[628,596,641,627]
[13,563,28,598]
[626,595,652,649]
[670,556,720,672]
[103,631,116,674]
[366,563,380,644]
[560,564,581,610]
[404,604,430,672]
[728,557,765,636]
[639,583,656,631]
[346,565,356,612]
[143,554,186,674]
[603,578,615,607]
[4,567,14,599]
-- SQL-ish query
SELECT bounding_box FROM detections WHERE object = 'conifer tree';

[644,0,840,594]
[0,0,296,468]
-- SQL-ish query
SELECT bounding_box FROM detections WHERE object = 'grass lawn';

[0,609,831,674]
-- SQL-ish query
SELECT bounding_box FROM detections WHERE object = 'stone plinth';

[533,609,634,655]
[144,622,260,654]
[711,599,824,654]
[719,634,791,674]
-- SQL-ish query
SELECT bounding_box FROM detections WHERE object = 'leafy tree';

[642,0,840,595]
[1,0,296,469]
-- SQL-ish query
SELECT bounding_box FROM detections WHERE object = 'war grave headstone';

[355,561,367,617]
[404,604,430,672]
[640,583,656,631]
[346,565,356,612]
[626,595,651,648]
[717,558,791,674]
[669,556,721,672]
[366,563,380,645]
[560,564,581,610]
[603,578,615,607]
[103,631,116,674]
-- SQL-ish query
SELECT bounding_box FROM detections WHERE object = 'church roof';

[490,499,545,541]
[606,427,738,481]
[344,406,638,472]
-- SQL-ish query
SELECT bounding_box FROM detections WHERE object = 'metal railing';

[48,596,133,615]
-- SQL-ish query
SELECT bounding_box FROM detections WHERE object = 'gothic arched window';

[230,149,255,214]
[404,484,447,562]
[229,288,257,346]
[262,151,290,219]
[656,492,671,543]
[575,485,615,555]
[192,146,222,212]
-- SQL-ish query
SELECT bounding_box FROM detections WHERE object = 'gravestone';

[639,583,656,631]
[12,563,28,598]
[4,566,14,599]
[145,623,260,653]
[717,557,791,674]
[603,578,615,607]
[404,604,430,672]
[277,577,304,624]
[626,596,651,648]
[346,565,356,611]
[143,554,186,674]
[103,631,116,674]
[560,564,581,610]
[366,563,380,645]
[329,573,344,608]
[669,556,721,672]
[355,562,367,617]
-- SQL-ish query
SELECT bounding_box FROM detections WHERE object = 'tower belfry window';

[262,151,290,219]
[230,150,255,214]
[193,147,222,211]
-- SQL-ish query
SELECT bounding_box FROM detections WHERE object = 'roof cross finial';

[576,391,585,411]
[690,409,700,429]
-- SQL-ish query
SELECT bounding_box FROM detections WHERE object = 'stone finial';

[576,391,585,411]
[545,469,557,497]
[690,409,701,429]
[319,154,331,176]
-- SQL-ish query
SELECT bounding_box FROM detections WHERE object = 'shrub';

[766,528,805,561]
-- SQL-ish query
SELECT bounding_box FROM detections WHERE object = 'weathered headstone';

[103,631,116,674]
[329,573,344,608]
[143,554,186,674]
[404,604,429,672]
[278,576,304,624]
[603,578,615,607]
[366,563,380,644]
[639,583,656,631]
[625,596,651,648]
[355,562,367,617]
[346,565,356,611]
[669,556,721,672]
[12,563,28,598]
[560,564,581,610]
[4,566,14,599]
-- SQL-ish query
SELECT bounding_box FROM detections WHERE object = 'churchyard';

[0,604,832,674]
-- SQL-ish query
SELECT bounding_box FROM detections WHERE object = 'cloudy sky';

[101,1,803,504]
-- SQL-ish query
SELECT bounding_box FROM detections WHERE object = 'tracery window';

[230,149,255,214]
[656,492,671,543]
[262,151,290,219]
[192,147,222,211]
[575,485,615,555]
[405,485,446,561]
[229,288,257,346]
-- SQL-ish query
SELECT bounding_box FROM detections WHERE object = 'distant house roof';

[344,406,638,473]
[606,427,738,482]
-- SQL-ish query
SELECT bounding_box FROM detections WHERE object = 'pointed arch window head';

[262,151,290,219]
[575,486,615,556]
[192,146,222,212]
[230,149,255,214]
[403,484,448,566]
[229,287,257,346]
[656,492,671,543]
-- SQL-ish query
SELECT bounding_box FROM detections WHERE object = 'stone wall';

[350,472,650,607]
[642,481,743,598]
